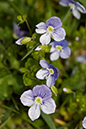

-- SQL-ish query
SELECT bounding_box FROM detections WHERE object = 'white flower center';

[56,45,63,52]
[49,68,54,75]
[69,3,75,10]
[47,26,54,34]
[35,97,42,104]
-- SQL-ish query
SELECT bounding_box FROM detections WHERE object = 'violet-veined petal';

[36,69,49,80]
[35,29,46,34]
[40,60,50,68]
[41,98,56,114]
[60,47,71,59]
[72,8,81,19]
[40,32,51,45]
[20,90,35,106]
[52,27,66,41]
[76,2,86,13]
[33,85,52,99]
[36,22,47,29]
[28,104,40,121]
[50,51,59,61]
[46,75,55,87]
[46,16,62,28]
[59,1,68,7]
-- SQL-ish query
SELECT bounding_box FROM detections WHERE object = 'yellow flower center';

[49,69,54,75]
[35,97,42,104]
[47,26,54,34]
[69,3,75,9]
[56,45,63,51]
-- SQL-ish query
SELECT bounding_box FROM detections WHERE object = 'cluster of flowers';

[18,16,71,121]
[15,0,86,127]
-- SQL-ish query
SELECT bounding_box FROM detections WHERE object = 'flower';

[20,85,56,121]
[50,39,71,61]
[59,0,86,19]
[36,60,59,87]
[35,16,66,45]
[82,116,86,128]
[13,22,28,39]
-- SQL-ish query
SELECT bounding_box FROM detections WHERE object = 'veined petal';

[28,104,40,121]
[60,47,71,59]
[46,75,55,87]
[20,90,34,106]
[52,27,66,41]
[72,8,81,19]
[82,116,86,128]
[35,29,46,34]
[76,2,86,13]
[36,69,49,80]
[46,16,62,28]
[50,51,59,61]
[40,60,50,68]
[33,85,52,99]
[40,32,51,45]
[41,98,56,114]
[15,37,23,45]
[36,22,47,29]
[59,1,68,7]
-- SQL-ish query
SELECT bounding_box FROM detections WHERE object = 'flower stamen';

[35,97,42,104]
[47,26,54,34]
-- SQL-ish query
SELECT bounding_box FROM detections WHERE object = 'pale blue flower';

[82,116,86,128]
[36,60,59,87]
[50,40,71,61]
[13,22,28,39]
[20,85,56,121]
[59,0,86,19]
[35,16,66,45]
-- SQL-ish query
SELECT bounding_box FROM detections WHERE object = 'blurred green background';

[0,0,86,129]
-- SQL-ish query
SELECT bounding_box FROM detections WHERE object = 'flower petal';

[41,98,56,114]
[35,29,46,34]
[59,1,68,7]
[46,75,56,87]
[50,51,59,61]
[28,104,40,121]
[36,22,47,29]
[50,46,56,53]
[76,2,86,13]
[52,27,66,41]
[39,60,50,68]
[20,90,34,106]
[36,69,49,80]
[33,85,52,99]
[40,32,51,45]
[15,37,23,45]
[60,47,71,59]
[72,8,81,19]
[46,16,62,28]
[82,116,86,128]
[35,46,42,51]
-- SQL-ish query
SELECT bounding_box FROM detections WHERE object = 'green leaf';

[41,112,56,129]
